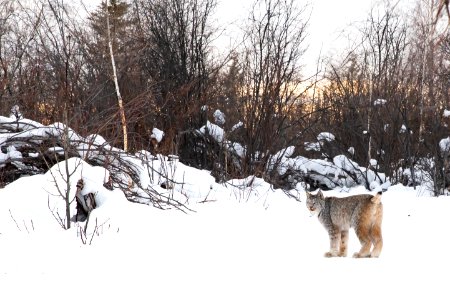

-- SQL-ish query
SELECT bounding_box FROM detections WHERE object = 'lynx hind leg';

[339,230,349,257]
[353,223,372,258]
[369,205,383,258]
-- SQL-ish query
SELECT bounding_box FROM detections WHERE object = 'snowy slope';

[0,157,449,300]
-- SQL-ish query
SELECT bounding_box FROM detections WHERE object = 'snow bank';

[0,108,449,300]
[0,176,449,300]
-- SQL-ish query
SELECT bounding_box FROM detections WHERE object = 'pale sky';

[305,0,375,75]
[213,0,377,77]
[83,0,378,77]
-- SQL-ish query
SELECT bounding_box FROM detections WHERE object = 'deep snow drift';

[0,155,449,300]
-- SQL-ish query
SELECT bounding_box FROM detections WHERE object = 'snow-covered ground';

[0,157,449,300]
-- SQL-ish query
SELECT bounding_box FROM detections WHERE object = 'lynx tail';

[371,191,382,204]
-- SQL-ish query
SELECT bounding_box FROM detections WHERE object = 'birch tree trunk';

[105,0,128,151]
[367,71,372,164]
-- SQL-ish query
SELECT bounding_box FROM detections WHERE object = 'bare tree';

[135,0,218,162]
[105,0,128,151]
[317,2,411,188]
[0,0,14,100]
[435,0,450,25]
[238,0,309,176]
[312,0,450,193]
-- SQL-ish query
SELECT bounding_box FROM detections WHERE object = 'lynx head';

[306,190,325,215]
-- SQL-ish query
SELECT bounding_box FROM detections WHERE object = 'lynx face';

[306,190,325,215]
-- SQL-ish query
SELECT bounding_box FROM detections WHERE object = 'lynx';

[306,190,383,258]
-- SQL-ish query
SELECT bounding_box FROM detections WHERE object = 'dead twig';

[8,209,21,232]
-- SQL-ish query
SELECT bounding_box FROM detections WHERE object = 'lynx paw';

[352,252,371,258]
[324,251,339,258]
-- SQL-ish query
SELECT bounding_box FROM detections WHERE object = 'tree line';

[312,1,450,193]
[1,0,450,193]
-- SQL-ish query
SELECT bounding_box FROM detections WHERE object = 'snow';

[439,137,450,152]
[0,146,24,168]
[6,145,22,160]
[0,113,449,300]
[0,115,42,132]
[198,121,246,158]
[348,146,355,155]
[213,109,226,125]
[400,124,407,133]
[444,109,450,117]
[151,127,165,143]
[200,121,225,143]
[0,162,448,299]
[267,146,295,175]
[304,141,320,151]
[304,132,335,151]
[85,133,109,147]
[47,146,65,155]
[334,154,357,170]
[9,105,23,120]
[28,152,39,158]
[399,158,435,191]
[230,142,246,157]
[231,121,243,132]
[374,98,387,106]
[317,132,335,142]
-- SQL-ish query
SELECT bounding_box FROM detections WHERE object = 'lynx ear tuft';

[317,189,323,198]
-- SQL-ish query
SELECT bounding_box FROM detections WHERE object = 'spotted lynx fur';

[306,190,383,258]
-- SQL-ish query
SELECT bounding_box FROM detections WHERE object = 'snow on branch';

[0,113,191,211]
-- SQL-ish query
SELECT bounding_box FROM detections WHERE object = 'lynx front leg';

[324,227,341,257]
[338,230,349,257]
